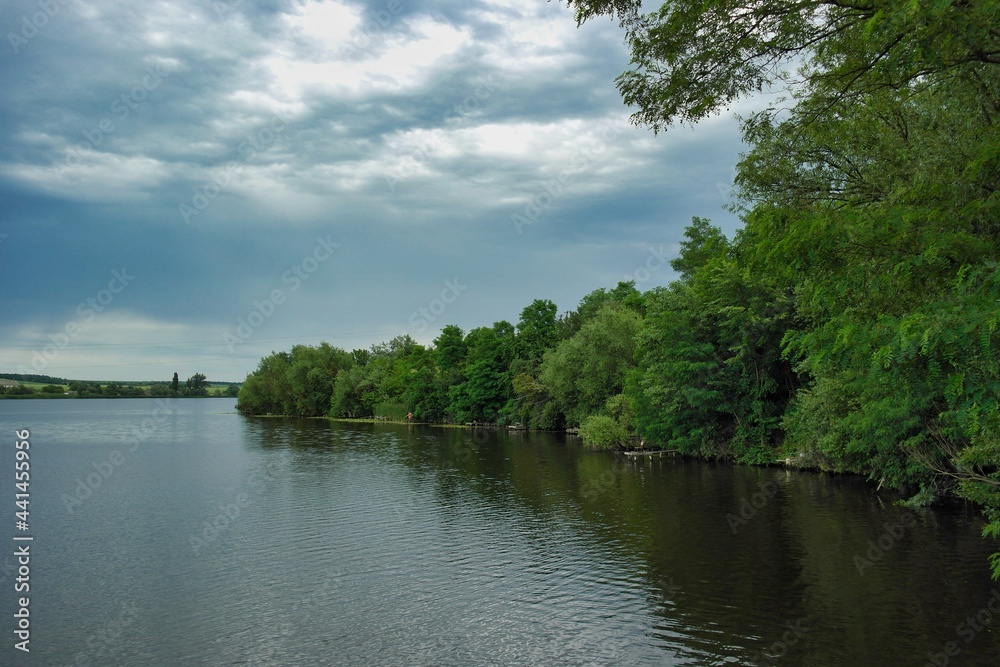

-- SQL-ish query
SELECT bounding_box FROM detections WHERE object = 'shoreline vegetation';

[0,373,240,399]
[236,0,1000,578]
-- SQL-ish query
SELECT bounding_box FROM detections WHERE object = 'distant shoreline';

[0,394,235,400]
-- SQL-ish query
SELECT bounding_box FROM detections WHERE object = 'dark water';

[1,398,998,666]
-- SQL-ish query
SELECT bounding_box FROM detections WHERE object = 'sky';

[0,0,751,382]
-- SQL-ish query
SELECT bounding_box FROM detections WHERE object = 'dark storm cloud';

[0,0,746,380]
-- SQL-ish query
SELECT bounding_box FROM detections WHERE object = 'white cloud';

[1,153,170,202]
[261,12,470,104]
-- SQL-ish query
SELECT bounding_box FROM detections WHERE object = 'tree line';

[0,373,239,398]
[239,0,999,577]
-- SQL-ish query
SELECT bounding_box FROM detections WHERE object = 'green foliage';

[558,281,644,339]
[185,373,209,397]
[579,414,630,450]
[448,322,516,423]
[232,0,1000,578]
[540,305,642,426]
[567,0,1000,130]
[516,299,559,365]
[628,220,795,463]
[238,343,353,416]
[565,0,1000,577]
[375,401,408,421]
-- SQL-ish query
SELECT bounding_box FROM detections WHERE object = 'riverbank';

[0,393,234,400]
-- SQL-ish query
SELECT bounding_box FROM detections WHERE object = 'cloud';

[0,0,747,380]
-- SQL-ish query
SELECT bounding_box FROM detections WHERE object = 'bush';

[578,414,629,450]
[375,401,408,421]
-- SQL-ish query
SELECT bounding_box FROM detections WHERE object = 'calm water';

[1,398,998,666]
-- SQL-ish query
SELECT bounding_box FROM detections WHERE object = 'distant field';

[1,377,239,398]
[20,381,65,390]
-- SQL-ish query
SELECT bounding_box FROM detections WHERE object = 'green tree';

[559,281,643,339]
[238,353,292,414]
[185,373,209,397]
[574,0,1000,577]
[435,325,467,372]
[448,322,516,423]
[567,0,1000,130]
[284,343,354,416]
[516,299,559,365]
[629,224,796,462]
[540,305,642,426]
[171,372,179,392]
[330,364,370,418]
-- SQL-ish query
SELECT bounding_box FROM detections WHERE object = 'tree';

[558,281,644,339]
[186,373,208,396]
[572,0,1000,577]
[629,225,796,462]
[567,0,1000,130]
[448,322,516,423]
[670,216,729,281]
[540,305,642,426]
[516,299,559,365]
[330,364,370,419]
[171,372,179,392]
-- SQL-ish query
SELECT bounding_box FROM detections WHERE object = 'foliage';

[579,414,630,450]
[448,322,516,423]
[566,0,1000,130]
[236,2,1000,572]
[238,344,353,416]
[540,305,642,426]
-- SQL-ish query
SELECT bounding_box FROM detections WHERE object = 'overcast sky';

[1,0,748,382]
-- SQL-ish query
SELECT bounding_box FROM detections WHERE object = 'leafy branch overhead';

[566,0,1000,130]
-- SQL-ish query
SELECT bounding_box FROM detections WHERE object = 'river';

[1,398,997,666]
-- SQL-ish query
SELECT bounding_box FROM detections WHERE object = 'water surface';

[1,398,997,665]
